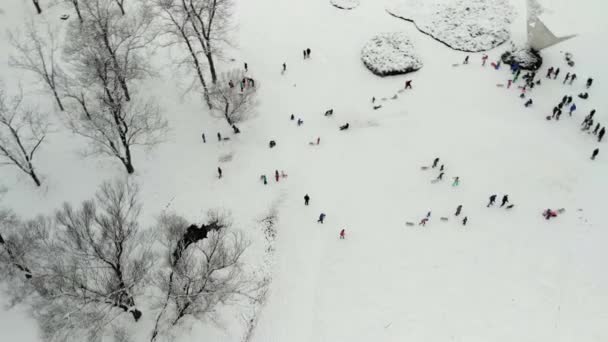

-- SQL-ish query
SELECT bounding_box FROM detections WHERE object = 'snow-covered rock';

[386,0,515,52]
[501,47,543,70]
[330,0,360,10]
[361,32,423,76]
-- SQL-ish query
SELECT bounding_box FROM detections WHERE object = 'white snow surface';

[2,0,608,341]
[387,0,515,52]
[330,0,360,10]
[361,32,422,76]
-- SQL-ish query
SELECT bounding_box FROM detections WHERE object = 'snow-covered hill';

[1,0,607,341]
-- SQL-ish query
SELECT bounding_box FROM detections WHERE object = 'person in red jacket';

[339,229,346,239]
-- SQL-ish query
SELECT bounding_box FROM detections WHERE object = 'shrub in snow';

[501,47,543,70]
[386,0,515,52]
[330,0,360,10]
[361,32,423,76]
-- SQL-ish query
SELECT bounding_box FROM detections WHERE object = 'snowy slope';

[2,0,608,341]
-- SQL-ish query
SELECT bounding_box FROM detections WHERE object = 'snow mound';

[361,32,423,76]
[501,48,543,70]
[386,0,515,52]
[330,0,360,10]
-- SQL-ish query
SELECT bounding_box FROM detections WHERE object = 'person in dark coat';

[217,167,222,178]
[405,80,412,89]
[306,48,311,58]
[455,205,463,216]
[524,99,533,107]
[201,133,206,143]
[304,194,310,206]
[462,216,468,226]
[563,72,570,84]
[339,123,349,130]
[432,157,440,168]
[569,73,577,84]
[463,56,469,64]
[217,132,222,141]
[303,50,306,59]
[275,170,280,182]
[436,172,444,181]
[244,62,248,71]
[593,123,600,135]
[500,195,509,207]
[587,78,593,88]
[487,194,497,207]
[290,114,295,120]
[282,62,287,73]
[599,127,606,142]
[553,68,560,79]
[318,213,326,224]
[297,118,304,126]
[591,148,599,160]
[546,67,553,78]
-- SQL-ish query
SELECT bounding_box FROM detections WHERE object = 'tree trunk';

[205,52,218,84]
[52,88,65,111]
[29,170,41,187]
[122,158,134,174]
[223,101,232,125]
[32,0,42,14]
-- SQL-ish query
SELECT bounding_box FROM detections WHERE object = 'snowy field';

[1,0,608,341]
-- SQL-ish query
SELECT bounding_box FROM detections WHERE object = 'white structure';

[526,0,576,50]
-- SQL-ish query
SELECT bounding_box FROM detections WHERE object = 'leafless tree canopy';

[150,210,250,342]
[209,69,258,126]
[0,179,153,341]
[61,1,167,174]
[9,19,66,111]
[0,87,48,187]
[154,0,234,109]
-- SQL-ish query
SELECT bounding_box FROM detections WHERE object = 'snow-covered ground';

[2,0,608,341]
[387,0,515,52]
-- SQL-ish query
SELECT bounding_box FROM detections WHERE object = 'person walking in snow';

[569,73,577,84]
[452,176,460,186]
[591,148,599,160]
[273,170,278,182]
[282,62,286,73]
[569,103,577,116]
[297,118,304,126]
[440,164,445,172]
[481,54,488,66]
[552,106,559,118]
[563,72,570,84]
[599,127,606,142]
[463,56,469,64]
[290,114,295,121]
[316,137,321,145]
[587,78,593,88]
[217,167,223,178]
[593,123,601,135]
[404,80,412,89]
[419,217,428,226]
[304,194,310,206]
[487,194,497,207]
[462,216,468,226]
[244,62,248,71]
[426,211,431,218]
[201,133,206,143]
[432,157,440,168]
[339,229,346,239]
[567,96,573,104]
[507,79,512,88]
[525,99,533,107]
[303,50,306,59]
[500,195,509,208]
[455,205,463,216]
[553,68,560,79]
[318,213,326,224]
[546,67,553,78]
[436,172,444,181]
[261,174,267,185]
[306,48,311,58]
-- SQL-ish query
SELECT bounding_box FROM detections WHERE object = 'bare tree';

[63,88,168,174]
[182,0,234,84]
[154,0,212,108]
[0,180,153,340]
[0,88,48,187]
[32,0,42,14]
[9,19,66,111]
[62,4,167,174]
[209,69,257,126]
[150,210,250,342]
[69,0,157,102]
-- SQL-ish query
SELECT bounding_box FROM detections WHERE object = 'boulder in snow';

[330,0,360,10]
[386,0,515,52]
[501,47,542,70]
[361,32,423,76]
